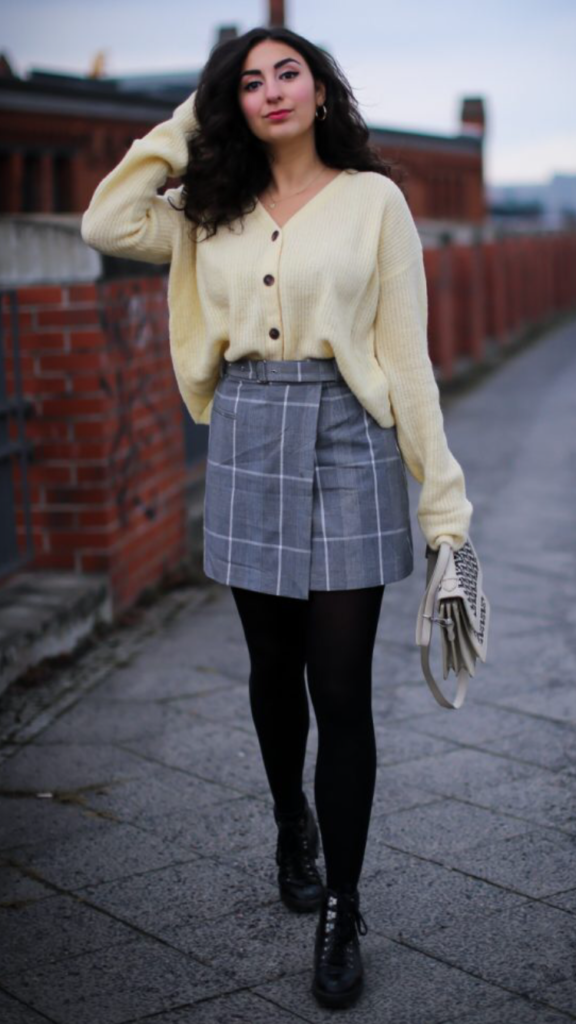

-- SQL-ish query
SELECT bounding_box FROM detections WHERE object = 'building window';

[22,152,42,212]
[0,153,11,213]
[53,154,73,213]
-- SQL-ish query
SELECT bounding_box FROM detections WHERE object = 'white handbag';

[415,536,490,710]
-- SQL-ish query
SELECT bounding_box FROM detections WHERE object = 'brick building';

[0,24,485,224]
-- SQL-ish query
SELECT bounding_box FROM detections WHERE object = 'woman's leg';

[230,585,310,816]
[305,585,385,893]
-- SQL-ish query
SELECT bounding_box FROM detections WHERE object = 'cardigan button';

[269,327,280,339]
[263,274,275,286]
[271,230,280,241]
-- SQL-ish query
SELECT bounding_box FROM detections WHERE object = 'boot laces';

[295,834,317,878]
[318,892,368,968]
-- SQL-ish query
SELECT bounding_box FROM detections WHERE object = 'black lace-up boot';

[312,886,369,1008]
[273,792,325,912]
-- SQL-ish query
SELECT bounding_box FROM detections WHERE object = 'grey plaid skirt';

[203,357,414,600]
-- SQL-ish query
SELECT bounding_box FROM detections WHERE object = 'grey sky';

[3,0,575,186]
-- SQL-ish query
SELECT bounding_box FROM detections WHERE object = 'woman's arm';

[374,182,473,551]
[81,90,199,264]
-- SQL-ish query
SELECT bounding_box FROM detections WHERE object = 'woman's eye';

[244,71,298,91]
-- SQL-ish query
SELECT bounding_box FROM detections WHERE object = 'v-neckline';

[256,169,349,231]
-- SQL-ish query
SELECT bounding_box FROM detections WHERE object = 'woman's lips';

[267,110,292,121]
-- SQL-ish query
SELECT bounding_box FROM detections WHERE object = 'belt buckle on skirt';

[254,359,280,384]
[220,357,282,383]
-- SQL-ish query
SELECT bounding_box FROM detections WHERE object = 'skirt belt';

[220,356,346,385]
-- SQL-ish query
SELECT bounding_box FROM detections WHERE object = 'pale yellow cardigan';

[81,90,473,552]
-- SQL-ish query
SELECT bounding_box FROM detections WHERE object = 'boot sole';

[311,974,364,1008]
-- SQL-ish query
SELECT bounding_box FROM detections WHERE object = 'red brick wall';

[2,279,187,615]
[425,230,576,379]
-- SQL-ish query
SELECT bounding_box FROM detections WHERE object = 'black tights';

[230,584,385,893]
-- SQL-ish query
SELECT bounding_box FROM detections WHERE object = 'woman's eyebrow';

[240,57,302,79]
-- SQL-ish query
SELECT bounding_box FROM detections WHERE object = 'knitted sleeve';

[81,90,199,263]
[374,181,473,551]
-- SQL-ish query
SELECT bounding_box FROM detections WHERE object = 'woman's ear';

[315,80,326,107]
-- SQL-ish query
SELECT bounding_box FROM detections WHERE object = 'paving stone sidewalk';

[1,317,576,1024]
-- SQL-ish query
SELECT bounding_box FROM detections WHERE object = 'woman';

[82,25,473,1010]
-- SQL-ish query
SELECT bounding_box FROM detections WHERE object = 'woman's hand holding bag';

[415,537,490,709]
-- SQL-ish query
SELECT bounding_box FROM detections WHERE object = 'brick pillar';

[483,239,509,347]
[505,237,524,336]
[428,239,456,380]
[452,244,465,358]
[4,279,188,616]
[463,237,485,362]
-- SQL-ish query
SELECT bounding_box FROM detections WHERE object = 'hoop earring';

[315,103,327,121]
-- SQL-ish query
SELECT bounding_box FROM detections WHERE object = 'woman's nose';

[264,82,283,102]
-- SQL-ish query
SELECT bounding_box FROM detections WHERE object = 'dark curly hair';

[169,25,406,241]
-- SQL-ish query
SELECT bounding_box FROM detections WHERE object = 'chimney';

[0,53,17,79]
[217,25,238,46]
[269,0,286,27]
[459,97,486,138]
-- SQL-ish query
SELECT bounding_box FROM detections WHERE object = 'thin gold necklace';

[264,166,329,209]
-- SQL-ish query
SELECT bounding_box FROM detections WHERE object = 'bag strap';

[415,543,469,710]
[420,641,469,710]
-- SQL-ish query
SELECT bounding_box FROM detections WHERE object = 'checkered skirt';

[203,357,414,600]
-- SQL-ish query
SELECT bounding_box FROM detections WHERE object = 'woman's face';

[237,39,325,145]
